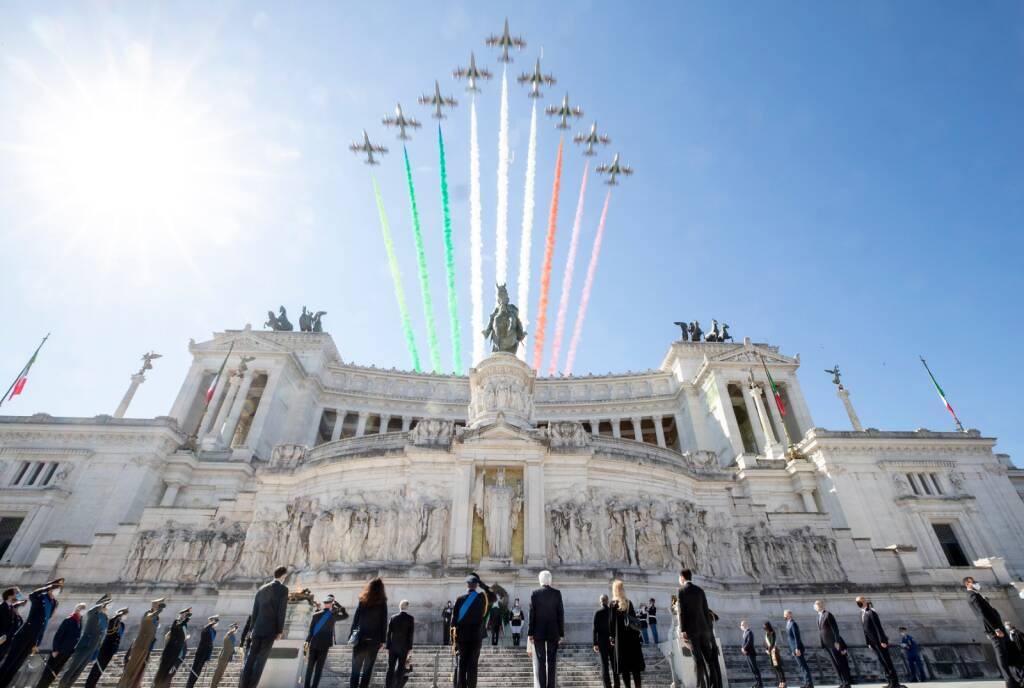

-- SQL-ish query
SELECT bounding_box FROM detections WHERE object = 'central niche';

[470,466,525,565]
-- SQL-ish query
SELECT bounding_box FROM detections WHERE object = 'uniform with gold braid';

[450,573,492,688]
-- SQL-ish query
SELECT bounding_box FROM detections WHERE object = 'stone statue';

[706,319,722,342]
[312,311,326,332]
[237,355,256,374]
[688,321,703,342]
[265,306,294,331]
[825,365,842,388]
[299,307,312,332]
[673,322,690,341]
[720,323,733,342]
[138,352,162,375]
[473,468,522,560]
[482,284,526,354]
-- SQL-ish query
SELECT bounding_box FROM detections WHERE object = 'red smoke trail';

[547,161,589,375]
[564,188,611,376]
[532,137,564,371]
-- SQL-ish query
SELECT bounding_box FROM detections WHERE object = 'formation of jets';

[546,93,584,129]
[352,18,633,183]
[350,130,387,165]
[453,52,492,92]
[382,103,421,140]
[574,122,610,156]
[518,58,556,98]
[485,18,526,62]
[596,153,633,186]
[418,80,458,119]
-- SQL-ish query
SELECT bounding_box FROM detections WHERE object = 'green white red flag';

[760,355,786,418]
[920,356,965,432]
[205,342,235,405]
[1,334,50,407]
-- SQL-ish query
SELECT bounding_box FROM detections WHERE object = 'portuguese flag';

[205,342,235,406]
[760,355,786,417]
[1,334,50,408]
[920,356,965,432]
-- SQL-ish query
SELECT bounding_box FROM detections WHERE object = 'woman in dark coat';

[764,621,786,688]
[349,577,388,688]
[608,579,645,688]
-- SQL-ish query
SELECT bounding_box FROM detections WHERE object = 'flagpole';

[0,333,50,408]
[919,356,965,433]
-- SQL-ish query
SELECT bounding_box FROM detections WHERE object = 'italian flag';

[920,356,964,431]
[205,342,235,405]
[1,334,50,408]
[760,355,786,417]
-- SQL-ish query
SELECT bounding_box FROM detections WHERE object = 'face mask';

[972,583,981,591]
[15,593,25,602]
[51,588,61,599]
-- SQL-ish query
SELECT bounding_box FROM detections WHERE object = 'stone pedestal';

[837,386,864,431]
[468,353,535,430]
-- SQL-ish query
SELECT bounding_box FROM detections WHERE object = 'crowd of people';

[1,570,1023,688]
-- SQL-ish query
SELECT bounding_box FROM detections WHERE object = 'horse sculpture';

[482,284,527,354]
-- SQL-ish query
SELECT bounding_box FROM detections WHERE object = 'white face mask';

[972,582,981,591]
[50,589,61,599]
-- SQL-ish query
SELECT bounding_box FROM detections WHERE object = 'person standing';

[117,598,165,688]
[453,573,488,688]
[385,600,414,688]
[593,596,615,688]
[814,600,851,688]
[84,608,128,688]
[0,577,64,688]
[739,619,763,688]
[304,595,348,688]
[185,615,219,688]
[897,626,926,683]
[239,565,289,688]
[509,599,525,648]
[349,577,388,688]
[487,601,503,646]
[647,600,660,645]
[441,602,453,646]
[855,596,900,688]
[963,576,1021,688]
[0,588,21,666]
[638,604,650,645]
[528,570,564,688]
[35,602,86,688]
[609,580,645,688]
[153,607,191,688]
[783,610,814,688]
[764,621,786,688]
[57,595,112,688]
[209,622,240,688]
[677,569,722,688]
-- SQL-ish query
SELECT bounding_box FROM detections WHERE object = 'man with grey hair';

[385,600,414,688]
[528,570,564,688]
[784,609,814,688]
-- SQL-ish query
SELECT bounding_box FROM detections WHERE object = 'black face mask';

[856,602,864,608]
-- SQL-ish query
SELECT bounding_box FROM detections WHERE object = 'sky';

[0,1,1022,462]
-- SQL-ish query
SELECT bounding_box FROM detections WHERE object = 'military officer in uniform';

[153,607,191,688]
[452,573,489,688]
[209,622,240,688]
[186,615,220,688]
[84,608,128,688]
[304,595,349,688]
[57,594,113,688]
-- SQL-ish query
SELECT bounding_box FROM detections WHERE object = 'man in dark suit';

[186,615,220,688]
[239,565,289,688]
[453,573,489,688]
[677,569,722,688]
[0,588,20,666]
[739,619,763,688]
[814,600,851,688]
[784,610,814,688]
[592,596,614,688]
[964,576,1022,688]
[36,602,86,688]
[856,596,900,688]
[304,595,348,688]
[528,570,564,688]
[385,600,414,688]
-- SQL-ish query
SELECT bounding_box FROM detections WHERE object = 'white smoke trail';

[515,100,538,361]
[470,96,484,366]
[548,162,589,376]
[495,65,510,287]
[564,188,611,376]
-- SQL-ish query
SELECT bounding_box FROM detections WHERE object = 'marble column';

[203,373,241,448]
[160,482,183,507]
[612,419,622,439]
[198,372,231,437]
[715,377,745,457]
[837,387,864,431]
[241,370,278,450]
[113,373,146,418]
[380,414,391,434]
[331,411,346,441]
[524,463,546,565]
[654,416,667,448]
[355,412,369,437]
[401,416,412,432]
[589,419,601,437]
[448,462,475,566]
[673,412,689,452]
[630,417,643,443]
[218,373,254,448]
[683,386,714,450]
[740,385,766,453]
[749,383,783,459]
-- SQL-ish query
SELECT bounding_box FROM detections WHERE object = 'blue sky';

[1,1,1022,462]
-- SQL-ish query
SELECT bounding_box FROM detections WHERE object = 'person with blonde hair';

[608,580,645,688]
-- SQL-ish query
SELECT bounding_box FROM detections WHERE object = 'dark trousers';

[490,627,500,646]
[619,670,642,688]
[745,654,764,688]
[692,633,722,688]
[35,652,71,688]
[0,630,35,688]
[598,643,617,688]
[84,657,110,688]
[185,657,209,688]
[870,643,900,686]
[456,637,482,688]
[793,652,814,686]
[770,659,786,686]
[532,639,558,688]
[385,649,408,688]
[442,624,451,645]
[512,632,521,647]
[905,654,926,682]
[989,634,1022,688]
[239,634,275,688]
[350,642,380,688]
[304,646,328,688]
[826,647,852,686]
[649,621,659,644]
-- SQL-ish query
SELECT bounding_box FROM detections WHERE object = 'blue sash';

[457,591,478,623]
[311,612,331,638]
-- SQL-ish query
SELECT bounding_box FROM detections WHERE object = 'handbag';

[347,625,361,646]
[625,611,643,633]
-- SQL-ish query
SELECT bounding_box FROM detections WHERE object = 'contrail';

[532,137,564,371]
[548,161,589,375]
[495,65,510,286]
[437,126,463,375]
[564,188,612,376]
[470,96,484,365]
[402,146,441,373]
[515,100,538,361]
[372,174,421,372]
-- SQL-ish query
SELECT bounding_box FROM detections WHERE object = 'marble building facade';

[1,327,1023,657]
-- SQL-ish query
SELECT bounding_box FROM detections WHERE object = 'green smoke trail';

[403,146,442,373]
[372,174,421,372]
[438,126,463,374]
